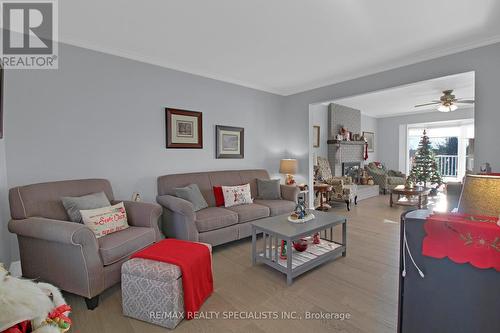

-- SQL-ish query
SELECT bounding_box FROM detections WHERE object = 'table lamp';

[280,159,298,185]
[458,174,500,216]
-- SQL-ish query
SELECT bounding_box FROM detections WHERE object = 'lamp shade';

[279,159,298,174]
[458,174,500,216]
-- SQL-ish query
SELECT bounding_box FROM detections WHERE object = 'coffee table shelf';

[251,211,347,285]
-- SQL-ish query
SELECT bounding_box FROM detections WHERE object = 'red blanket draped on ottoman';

[132,239,213,319]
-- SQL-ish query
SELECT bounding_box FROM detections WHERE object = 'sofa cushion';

[257,179,281,200]
[253,200,295,216]
[61,191,111,223]
[174,184,208,212]
[195,207,238,232]
[226,203,270,223]
[98,226,155,266]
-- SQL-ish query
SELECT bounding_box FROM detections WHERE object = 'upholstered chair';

[366,162,406,194]
[8,179,162,310]
[316,157,358,210]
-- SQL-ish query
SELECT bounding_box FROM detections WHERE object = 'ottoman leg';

[354,196,358,205]
[85,295,99,310]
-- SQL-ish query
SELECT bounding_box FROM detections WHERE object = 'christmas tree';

[409,130,442,187]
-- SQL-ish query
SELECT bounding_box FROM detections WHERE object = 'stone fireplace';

[327,103,365,178]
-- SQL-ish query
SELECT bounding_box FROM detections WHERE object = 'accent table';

[251,211,347,285]
[390,185,431,209]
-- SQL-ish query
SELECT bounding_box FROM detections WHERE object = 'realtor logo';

[1,0,58,69]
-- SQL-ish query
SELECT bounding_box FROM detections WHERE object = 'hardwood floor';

[66,195,410,333]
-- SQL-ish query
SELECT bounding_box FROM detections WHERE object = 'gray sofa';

[8,179,162,310]
[157,169,299,246]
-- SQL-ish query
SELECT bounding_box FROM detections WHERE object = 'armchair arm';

[156,195,198,241]
[388,170,405,178]
[8,217,98,248]
[8,218,104,298]
[280,185,300,203]
[112,200,162,241]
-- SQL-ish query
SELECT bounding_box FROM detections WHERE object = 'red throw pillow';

[213,186,225,207]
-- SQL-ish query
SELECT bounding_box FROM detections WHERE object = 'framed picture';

[313,125,320,148]
[165,108,203,148]
[363,131,374,152]
[216,125,244,159]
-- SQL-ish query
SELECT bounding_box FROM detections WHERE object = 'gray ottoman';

[121,243,212,329]
[122,258,184,329]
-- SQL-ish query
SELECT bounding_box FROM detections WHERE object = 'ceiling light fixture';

[437,104,458,112]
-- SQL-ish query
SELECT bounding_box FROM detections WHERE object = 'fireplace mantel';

[327,140,366,145]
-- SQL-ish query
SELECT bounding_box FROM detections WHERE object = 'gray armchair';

[366,162,406,194]
[8,179,162,310]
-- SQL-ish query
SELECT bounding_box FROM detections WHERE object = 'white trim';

[59,35,500,96]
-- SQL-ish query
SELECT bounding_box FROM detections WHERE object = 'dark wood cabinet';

[398,210,500,333]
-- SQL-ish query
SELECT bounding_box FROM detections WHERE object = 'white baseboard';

[9,260,22,277]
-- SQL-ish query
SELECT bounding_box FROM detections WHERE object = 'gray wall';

[377,107,474,171]
[284,42,500,182]
[3,43,286,262]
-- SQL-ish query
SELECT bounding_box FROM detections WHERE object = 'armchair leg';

[345,200,351,211]
[354,196,358,205]
[85,295,100,310]
[383,189,387,195]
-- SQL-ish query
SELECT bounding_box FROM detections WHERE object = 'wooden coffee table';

[390,185,431,209]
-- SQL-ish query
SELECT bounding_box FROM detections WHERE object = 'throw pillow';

[213,186,225,207]
[174,184,209,212]
[80,202,129,238]
[61,191,111,223]
[256,178,281,200]
[222,184,253,207]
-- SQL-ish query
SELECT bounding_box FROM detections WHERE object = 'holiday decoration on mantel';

[409,130,442,188]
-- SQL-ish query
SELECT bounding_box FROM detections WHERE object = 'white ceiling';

[331,71,475,118]
[60,1,500,95]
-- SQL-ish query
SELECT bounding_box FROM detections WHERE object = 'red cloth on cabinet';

[422,213,500,271]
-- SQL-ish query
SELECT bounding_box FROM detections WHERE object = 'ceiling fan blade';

[414,101,440,108]
[456,99,475,104]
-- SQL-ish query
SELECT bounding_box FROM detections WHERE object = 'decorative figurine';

[294,197,307,219]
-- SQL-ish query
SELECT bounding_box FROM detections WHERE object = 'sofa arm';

[156,195,198,241]
[280,185,300,203]
[112,200,162,241]
[156,195,195,219]
[8,217,98,248]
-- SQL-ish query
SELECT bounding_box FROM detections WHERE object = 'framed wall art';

[363,131,374,152]
[313,125,320,148]
[216,125,244,159]
[165,108,203,148]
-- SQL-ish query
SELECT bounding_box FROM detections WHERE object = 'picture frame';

[216,125,244,159]
[313,125,320,148]
[363,131,374,152]
[165,108,203,149]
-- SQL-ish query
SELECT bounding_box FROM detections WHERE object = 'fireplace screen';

[342,162,361,184]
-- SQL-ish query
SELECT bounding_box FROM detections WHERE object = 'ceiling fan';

[414,90,475,112]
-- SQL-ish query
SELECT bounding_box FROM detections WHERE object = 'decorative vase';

[292,239,308,252]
